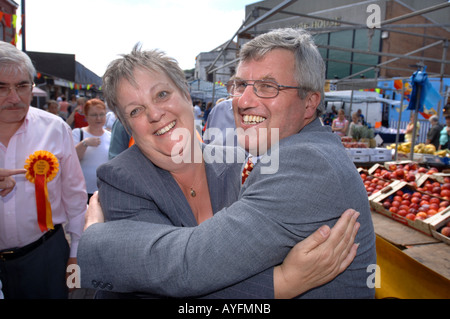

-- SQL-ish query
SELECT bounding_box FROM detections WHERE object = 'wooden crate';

[370,181,436,236]
[432,173,450,184]
[428,208,450,245]
[383,160,416,170]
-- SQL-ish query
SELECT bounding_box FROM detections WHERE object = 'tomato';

[441,189,450,198]
[389,206,399,214]
[430,197,441,205]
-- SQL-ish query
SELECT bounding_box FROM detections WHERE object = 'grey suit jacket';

[79,143,274,298]
[78,117,376,298]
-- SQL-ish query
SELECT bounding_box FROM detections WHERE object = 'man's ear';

[305,92,321,117]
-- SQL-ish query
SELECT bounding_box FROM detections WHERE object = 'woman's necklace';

[189,169,200,197]
[174,163,202,198]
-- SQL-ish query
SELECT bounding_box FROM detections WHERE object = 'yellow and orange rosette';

[24,151,59,232]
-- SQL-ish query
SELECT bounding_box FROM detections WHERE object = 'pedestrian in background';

[72,98,111,203]
[66,97,88,129]
[332,109,349,136]
[426,115,443,149]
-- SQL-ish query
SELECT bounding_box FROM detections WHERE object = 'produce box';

[370,181,448,236]
[372,148,392,156]
[370,147,392,162]
[383,160,415,170]
[368,162,421,184]
[350,155,370,163]
[428,208,450,245]
[415,175,450,201]
[357,167,368,174]
[367,163,384,175]
[370,154,392,162]
[416,173,437,187]
[359,168,391,198]
[346,148,374,156]
[432,173,450,184]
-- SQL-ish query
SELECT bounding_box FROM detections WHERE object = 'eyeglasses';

[87,113,106,118]
[227,79,306,99]
[0,83,34,97]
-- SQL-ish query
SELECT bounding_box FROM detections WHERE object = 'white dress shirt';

[0,107,87,257]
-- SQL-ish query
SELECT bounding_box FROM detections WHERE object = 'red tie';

[242,157,254,184]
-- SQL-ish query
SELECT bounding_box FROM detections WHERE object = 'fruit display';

[380,187,448,221]
[417,179,450,200]
[342,141,369,148]
[341,136,352,143]
[360,171,390,196]
[341,136,369,148]
[360,161,450,242]
[414,143,437,154]
[386,142,411,153]
[386,142,450,157]
[369,161,424,186]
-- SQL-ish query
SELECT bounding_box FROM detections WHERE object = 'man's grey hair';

[102,43,190,132]
[0,41,36,82]
[429,115,439,123]
[238,28,326,116]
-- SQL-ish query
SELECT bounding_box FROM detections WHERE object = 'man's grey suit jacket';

[78,117,377,298]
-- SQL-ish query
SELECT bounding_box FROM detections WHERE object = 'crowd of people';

[1,28,379,300]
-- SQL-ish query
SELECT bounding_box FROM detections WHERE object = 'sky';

[16,0,257,77]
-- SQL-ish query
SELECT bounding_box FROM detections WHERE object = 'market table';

[371,210,450,299]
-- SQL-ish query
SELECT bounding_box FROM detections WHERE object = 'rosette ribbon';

[24,151,59,232]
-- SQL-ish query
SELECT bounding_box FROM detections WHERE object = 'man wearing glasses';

[220,28,376,297]
[80,28,376,298]
[0,41,87,298]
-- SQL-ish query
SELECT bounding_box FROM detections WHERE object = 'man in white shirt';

[0,41,87,298]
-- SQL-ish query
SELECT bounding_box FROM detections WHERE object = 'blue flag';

[407,67,441,112]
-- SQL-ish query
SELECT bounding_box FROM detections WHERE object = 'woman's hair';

[238,28,326,116]
[0,41,36,82]
[84,98,106,115]
[102,44,189,131]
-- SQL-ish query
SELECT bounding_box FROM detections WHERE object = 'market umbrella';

[32,86,47,108]
[32,86,47,97]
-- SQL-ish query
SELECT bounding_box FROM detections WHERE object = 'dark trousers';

[0,226,70,299]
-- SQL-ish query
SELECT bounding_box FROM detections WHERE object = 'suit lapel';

[203,144,242,214]
[132,147,198,227]
[157,168,198,227]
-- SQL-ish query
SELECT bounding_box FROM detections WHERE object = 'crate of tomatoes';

[370,180,450,236]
